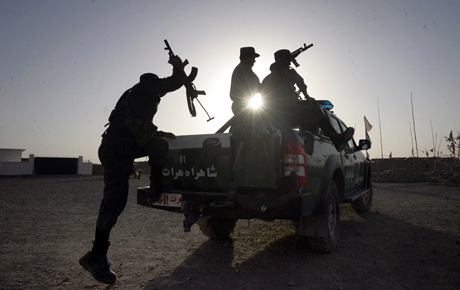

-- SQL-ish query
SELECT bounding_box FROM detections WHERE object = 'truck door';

[338,121,364,193]
[328,116,357,193]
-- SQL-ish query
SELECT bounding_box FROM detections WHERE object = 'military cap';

[274,49,292,61]
[240,47,260,57]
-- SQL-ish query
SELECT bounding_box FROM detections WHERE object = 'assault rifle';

[164,40,214,121]
[290,43,313,67]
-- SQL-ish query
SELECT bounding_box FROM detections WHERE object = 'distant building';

[0,148,92,176]
[0,149,34,176]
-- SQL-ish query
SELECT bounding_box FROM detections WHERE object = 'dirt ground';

[0,176,459,290]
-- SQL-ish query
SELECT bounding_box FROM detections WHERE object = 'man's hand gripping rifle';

[164,40,214,122]
[290,43,313,67]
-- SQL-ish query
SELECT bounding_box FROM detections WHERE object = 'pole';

[378,98,384,169]
[457,131,460,160]
[430,121,435,157]
[411,92,419,157]
[409,121,414,157]
[364,122,369,158]
[437,136,442,156]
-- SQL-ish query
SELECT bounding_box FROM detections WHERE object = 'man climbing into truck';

[79,55,185,284]
[261,49,354,151]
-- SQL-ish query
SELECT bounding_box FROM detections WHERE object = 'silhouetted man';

[230,47,261,116]
[79,56,184,284]
[262,49,354,151]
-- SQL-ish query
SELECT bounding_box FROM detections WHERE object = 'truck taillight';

[283,140,308,187]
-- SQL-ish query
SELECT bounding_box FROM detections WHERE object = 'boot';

[331,127,355,152]
[79,241,117,284]
[147,165,165,205]
[318,118,354,152]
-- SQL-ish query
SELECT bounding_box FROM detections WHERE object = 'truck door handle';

[353,154,357,160]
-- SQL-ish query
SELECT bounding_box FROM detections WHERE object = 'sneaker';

[79,251,117,284]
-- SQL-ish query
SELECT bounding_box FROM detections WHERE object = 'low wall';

[77,156,92,175]
[371,157,460,185]
[0,155,93,176]
[0,155,35,176]
[372,157,459,173]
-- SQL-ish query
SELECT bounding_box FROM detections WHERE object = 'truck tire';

[351,179,373,213]
[306,179,341,252]
[197,217,238,239]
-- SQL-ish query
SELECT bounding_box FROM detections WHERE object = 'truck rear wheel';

[305,179,341,252]
[351,179,373,213]
[197,217,238,239]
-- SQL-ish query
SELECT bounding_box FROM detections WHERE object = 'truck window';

[338,120,356,150]
[329,116,341,134]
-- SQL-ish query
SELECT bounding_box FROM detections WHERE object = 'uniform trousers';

[96,129,168,231]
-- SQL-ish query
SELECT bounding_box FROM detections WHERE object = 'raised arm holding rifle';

[164,40,214,121]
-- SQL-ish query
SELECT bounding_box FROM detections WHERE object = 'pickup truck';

[137,100,372,252]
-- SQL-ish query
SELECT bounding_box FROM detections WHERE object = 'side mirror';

[358,139,371,150]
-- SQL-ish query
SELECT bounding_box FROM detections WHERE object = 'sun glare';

[248,93,263,109]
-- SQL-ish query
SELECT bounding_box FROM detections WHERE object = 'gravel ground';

[0,176,459,290]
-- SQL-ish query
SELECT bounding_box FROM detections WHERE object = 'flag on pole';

[364,116,372,146]
[366,131,372,146]
[364,116,373,131]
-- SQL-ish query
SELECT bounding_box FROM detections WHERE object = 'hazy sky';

[1,0,459,163]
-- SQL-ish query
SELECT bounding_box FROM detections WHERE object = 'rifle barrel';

[164,39,175,56]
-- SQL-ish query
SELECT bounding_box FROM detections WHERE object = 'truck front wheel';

[351,179,373,213]
[197,217,238,239]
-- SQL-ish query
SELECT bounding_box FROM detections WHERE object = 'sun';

[248,93,263,109]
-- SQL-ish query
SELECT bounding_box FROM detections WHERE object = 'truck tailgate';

[163,130,281,192]
[164,133,232,192]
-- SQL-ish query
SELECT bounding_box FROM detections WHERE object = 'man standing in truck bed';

[261,49,354,151]
[230,46,261,117]
[79,55,184,284]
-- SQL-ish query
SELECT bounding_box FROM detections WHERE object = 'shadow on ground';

[145,208,460,290]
